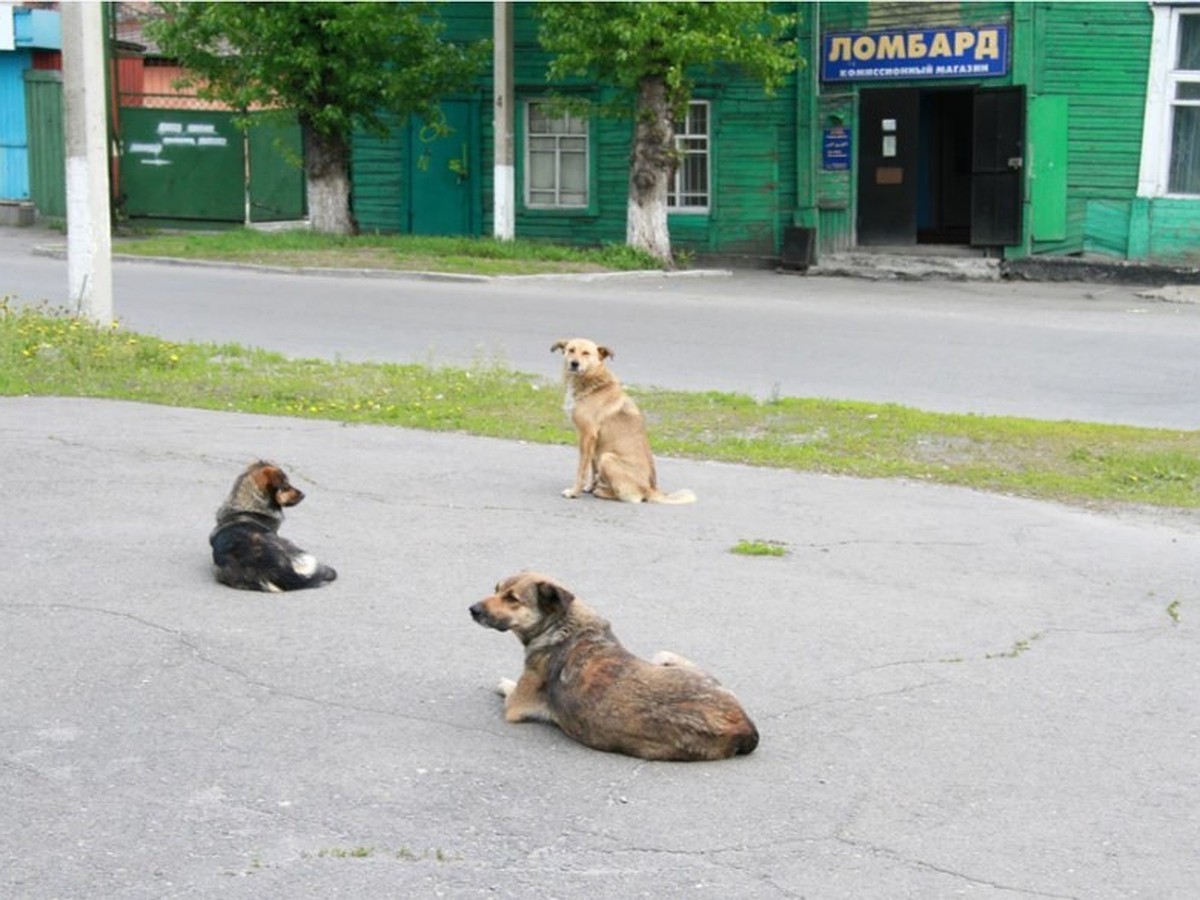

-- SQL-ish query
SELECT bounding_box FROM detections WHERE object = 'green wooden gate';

[23,69,65,219]
[118,108,304,222]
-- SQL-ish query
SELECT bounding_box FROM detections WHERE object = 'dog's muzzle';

[470,602,508,631]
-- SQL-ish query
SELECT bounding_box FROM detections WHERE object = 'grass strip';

[112,229,667,276]
[3,299,1198,511]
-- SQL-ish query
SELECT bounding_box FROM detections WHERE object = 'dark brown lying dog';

[209,460,337,592]
[470,572,758,761]
[551,337,695,503]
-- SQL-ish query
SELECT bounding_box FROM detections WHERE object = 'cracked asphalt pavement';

[2,395,1197,898]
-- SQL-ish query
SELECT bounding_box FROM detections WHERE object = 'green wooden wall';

[352,114,406,234]
[23,69,64,219]
[351,1,799,259]
[1029,2,1152,257]
[349,2,1194,265]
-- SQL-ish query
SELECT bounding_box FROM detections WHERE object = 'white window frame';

[668,100,711,213]
[524,100,589,209]
[1138,3,1200,197]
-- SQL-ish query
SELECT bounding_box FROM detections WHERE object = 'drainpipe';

[1010,1,1035,259]
[794,0,820,231]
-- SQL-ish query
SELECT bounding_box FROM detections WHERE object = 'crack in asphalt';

[4,602,507,740]
[834,834,1083,899]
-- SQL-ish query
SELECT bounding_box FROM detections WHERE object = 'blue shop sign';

[822,127,851,171]
[822,24,1009,82]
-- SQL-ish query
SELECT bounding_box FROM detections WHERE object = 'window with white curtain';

[668,100,711,212]
[525,101,588,208]
[1168,13,1200,192]
[1139,4,1200,196]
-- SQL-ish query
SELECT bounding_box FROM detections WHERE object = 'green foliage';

[145,2,487,140]
[537,2,800,115]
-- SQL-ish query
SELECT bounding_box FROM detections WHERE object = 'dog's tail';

[648,488,697,505]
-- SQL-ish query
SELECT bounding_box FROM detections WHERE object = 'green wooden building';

[350,1,1200,266]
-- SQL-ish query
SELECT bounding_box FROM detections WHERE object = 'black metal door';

[857,88,920,245]
[970,86,1025,246]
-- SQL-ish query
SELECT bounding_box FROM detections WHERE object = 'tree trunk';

[627,75,674,265]
[302,119,355,235]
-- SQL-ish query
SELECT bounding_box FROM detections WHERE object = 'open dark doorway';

[857,86,1023,248]
[917,90,973,244]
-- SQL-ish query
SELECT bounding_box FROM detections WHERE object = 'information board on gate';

[821,24,1009,82]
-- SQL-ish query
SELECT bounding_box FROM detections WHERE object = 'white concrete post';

[62,0,113,324]
[493,0,515,240]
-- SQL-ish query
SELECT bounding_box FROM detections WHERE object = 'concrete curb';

[31,244,732,284]
[24,232,1200,287]
[1003,254,1200,287]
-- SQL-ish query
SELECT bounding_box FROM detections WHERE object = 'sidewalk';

[6,221,1199,287]
[3,396,1196,898]
[808,247,1200,287]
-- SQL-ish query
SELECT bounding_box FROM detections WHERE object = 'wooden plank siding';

[1031,2,1152,257]
[1034,3,1150,200]
[816,92,856,254]
[351,116,407,234]
[1145,199,1200,264]
[348,2,1193,266]
[350,2,802,258]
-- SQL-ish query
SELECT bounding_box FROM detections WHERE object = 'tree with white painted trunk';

[146,2,486,235]
[537,3,800,265]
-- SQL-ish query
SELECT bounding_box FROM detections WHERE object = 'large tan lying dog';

[551,337,695,503]
[470,571,759,761]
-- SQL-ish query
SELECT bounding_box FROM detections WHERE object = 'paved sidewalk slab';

[1,397,1196,899]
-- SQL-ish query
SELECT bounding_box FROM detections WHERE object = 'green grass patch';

[730,540,788,557]
[986,633,1043,660]
[306,846,457,862]
[113,228,666,276]
[3,299,1199,511]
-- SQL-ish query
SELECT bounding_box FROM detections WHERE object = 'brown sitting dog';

[550,337,695,503]
[470,571,758,761]
[209,460,337,592]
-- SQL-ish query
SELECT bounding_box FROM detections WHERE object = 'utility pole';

[62,0,113,323]
[493,0,515,240]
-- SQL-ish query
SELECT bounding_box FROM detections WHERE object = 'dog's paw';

[562,487,581,499]
[496,678,517,698]
[651,650,696,669]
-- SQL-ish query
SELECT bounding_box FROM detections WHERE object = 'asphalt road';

[2,396,1197,899]
[2,228,1198,897]
[3,225,1199,429]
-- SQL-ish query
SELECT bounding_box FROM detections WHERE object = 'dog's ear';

[249,463,282,493]
[598,345,613,360]
[551,339,568,354]
[258,465,290,491]
[536,579,575,615]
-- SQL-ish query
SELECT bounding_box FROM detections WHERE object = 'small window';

[1142,7,1200,197]
[1168,13,1200,194]
[525,101,589,208]
[668,100,711,212]
[1180,13,1200,68]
